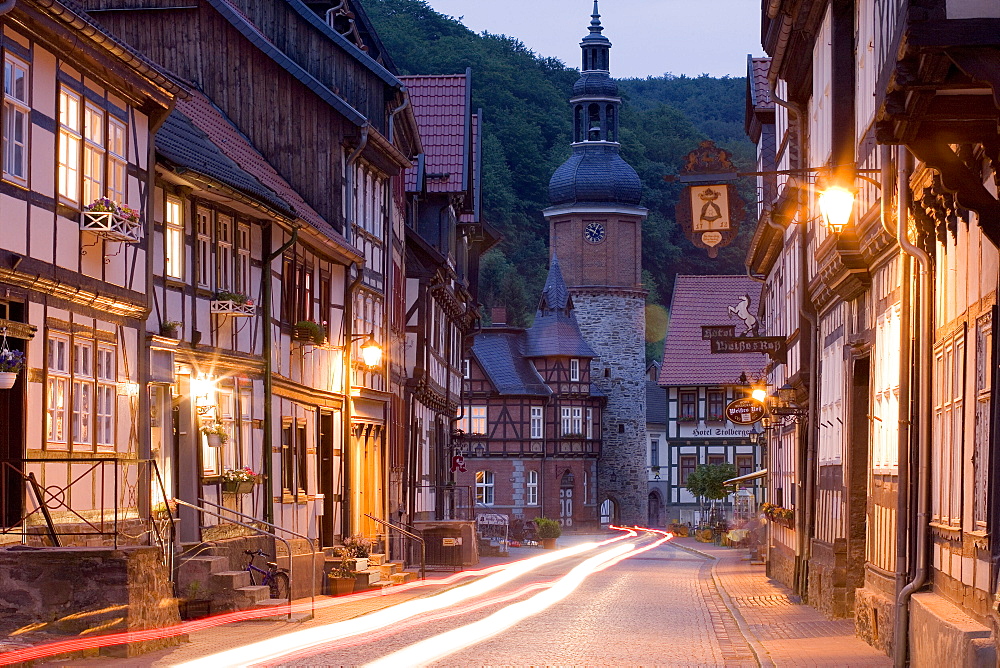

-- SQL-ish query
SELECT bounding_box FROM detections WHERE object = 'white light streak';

[363,543,636,668]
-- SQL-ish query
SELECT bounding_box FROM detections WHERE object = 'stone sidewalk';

[669,536,892,667]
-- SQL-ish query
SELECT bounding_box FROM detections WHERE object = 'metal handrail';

[197,496,316,618]
[364,513,425,580]
[173,499,293,620]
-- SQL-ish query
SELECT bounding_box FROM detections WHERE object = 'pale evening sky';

[422,0,764,79]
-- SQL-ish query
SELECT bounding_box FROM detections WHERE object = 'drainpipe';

[893,145,932,668]
[387,90,409,145]
[341,263,365,538]
[344,125,370,245]
[263,225,298,525]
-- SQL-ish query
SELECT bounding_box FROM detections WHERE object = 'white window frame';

[165,197,184,279]
[469,406,487,435]
[47,334,70,445]
[196,207,212,289]
[561,407,572,436]
[3,53,30,183]
[527,470,539,506]
[530,406,543,440]
[586,407,593,439]
[96,345,116,449]
[216,213,234,292]
[72,340,94,447]
[237,223,251,296]
[58,87,82,204]
[462,359,470,379]
[572,407,582,435]
[107,116,127,204]
[82,103,105,206]
[475,470,494,506]
[569,358,580,381]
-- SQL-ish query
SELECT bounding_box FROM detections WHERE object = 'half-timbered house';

[658,275,767,526]
[82,0,420,552]
[457,257,604,531]
[0,0,181,541]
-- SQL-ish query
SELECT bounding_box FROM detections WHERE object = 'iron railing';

[364,513,425,580]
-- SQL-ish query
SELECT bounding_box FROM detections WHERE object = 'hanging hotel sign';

[701,325,736,340]
[725,398,765,425]
[673,141,746,258]
[710,337,787,363]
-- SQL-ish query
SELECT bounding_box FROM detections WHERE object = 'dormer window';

[570,358,580,381]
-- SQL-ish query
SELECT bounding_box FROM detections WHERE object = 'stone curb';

[665,540,774,668]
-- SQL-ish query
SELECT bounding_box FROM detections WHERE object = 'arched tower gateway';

[544,1,647,526]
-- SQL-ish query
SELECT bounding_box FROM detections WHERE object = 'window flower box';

[222,480,255,495]
[210,291,255,317]
[80,199,142,243]
[706,414,726,422]
[677,415,697,423]
[293,320,326,345]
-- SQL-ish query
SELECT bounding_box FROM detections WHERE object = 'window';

[707,390,725,420]
[530,406,543,439]
[586,407,593,439]
[96,347,115,447]
[475,470,494,506]
[196,208,212,288]
[650,440,659,467]
[527,470,538,506]
[82,104,104,205]
[679,391,697,421]
[47,335,70,444]
[736,454,753,477]
[72,341,94,446]
[561,407,572,436]
[572,407,582,434]
[569,358,580,381]
[279,419,307,494]
[457,406,487,435]
[216,214,234,292]
[107,118,126,203]
[679,455,697,485]
[237,224,251,296]
[708,454,726,467]
[165,197,184,280]
[462,359,470,379]
[3,54,29,182]
[58,87,82,203]
[164,197,184,279]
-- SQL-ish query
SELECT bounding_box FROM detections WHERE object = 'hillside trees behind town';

[365,0,756,359]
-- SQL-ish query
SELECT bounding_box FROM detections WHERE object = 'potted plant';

[81,197,142,243]
[210,290,255,316]
[533,517,562,549]
[343,533,371,571]
[651,465,661,480]
[221,466,257,494]
[678,413,697,423]
[0,349,25,390]
[293,320,326,345]
[328,551,357,596]
[200,422,228,447]
[160,320,182,339]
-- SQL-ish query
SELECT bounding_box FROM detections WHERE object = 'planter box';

[178,598,212,620]
[81,210,142,243]
[222,480,255,494]
[541,538,557,550]
[293,325,325,345]
[210,300,255,317]
[328,576,355,596]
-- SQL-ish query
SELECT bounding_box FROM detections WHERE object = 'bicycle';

[243,549,290,600]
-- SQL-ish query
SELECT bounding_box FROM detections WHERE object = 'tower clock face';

[584,221,606,244]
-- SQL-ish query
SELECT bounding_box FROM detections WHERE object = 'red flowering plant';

[221,467,257,483]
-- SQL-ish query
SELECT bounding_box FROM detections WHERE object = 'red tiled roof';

[175,91,358,255]
[750,57,773,111]
[658,275,769,386]
[400,74,469,195]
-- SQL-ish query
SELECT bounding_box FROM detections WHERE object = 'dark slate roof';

[401,73,470,196]
[538,254,570,312]
[749,57,773,111]
[472,332,551,396]
[573,71,618,97]
[659,275,769,386]
[525,312,597,359]
[646,381,667,425]
[157,110,293,218]
[549,144,642,206]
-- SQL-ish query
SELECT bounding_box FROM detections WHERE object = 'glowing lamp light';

[818,185,856,233]
[751,386,768,403]
[359,335,382,367]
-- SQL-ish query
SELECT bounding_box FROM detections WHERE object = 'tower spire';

[589,1,603,35]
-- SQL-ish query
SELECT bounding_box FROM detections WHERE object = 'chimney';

[491,307,507,326]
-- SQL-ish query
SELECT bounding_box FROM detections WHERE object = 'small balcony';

[210,292,255,317]
[80,208,142,243]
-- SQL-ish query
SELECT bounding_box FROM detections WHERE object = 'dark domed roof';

[548,144,642,206]
[573,72,618,98]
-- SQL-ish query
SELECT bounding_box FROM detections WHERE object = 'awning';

[725,469,768,485]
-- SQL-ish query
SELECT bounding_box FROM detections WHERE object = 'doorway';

[559,470,575,527]
[319,410,336,546]
[0,302,27,529]
[648,491,662,527]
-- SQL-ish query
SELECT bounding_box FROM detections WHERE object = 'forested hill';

[364,0,756,360]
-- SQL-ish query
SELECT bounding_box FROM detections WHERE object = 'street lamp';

[358,334,382,368]
[818,184,856,234]
[751,384,768,403]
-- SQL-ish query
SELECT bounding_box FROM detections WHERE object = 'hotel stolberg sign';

[725,398,765,425]
[673,141,745,258]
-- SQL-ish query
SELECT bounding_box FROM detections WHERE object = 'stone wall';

[572,288,647,526]
[767,540,796,591]
[910,592,996,668]
[855,583,895,657]
[808,538,849,617]
[0,545,181,658]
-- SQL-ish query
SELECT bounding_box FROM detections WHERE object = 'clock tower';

[544,1,648,526]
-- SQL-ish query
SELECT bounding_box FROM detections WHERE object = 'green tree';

[685,463,738,502]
